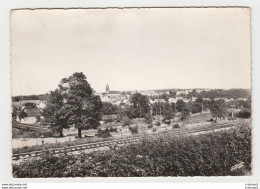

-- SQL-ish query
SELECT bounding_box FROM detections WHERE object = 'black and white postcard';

[10,8,251,177]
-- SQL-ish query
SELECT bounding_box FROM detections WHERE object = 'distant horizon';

[11,86,251,97]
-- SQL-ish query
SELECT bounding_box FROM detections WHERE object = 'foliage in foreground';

[13,125,251,177]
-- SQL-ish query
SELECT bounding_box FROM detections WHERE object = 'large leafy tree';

[176,99,186,112]
[191,102,202,114]
[162,103,175,125]
[170,102,176,113]
[180,107,191,121]
[43,72,102,137]
[124,105,136,119]
[152,102,165,116]
[208,100,226,122]
[60,72,102,138]
[129,93,150,118]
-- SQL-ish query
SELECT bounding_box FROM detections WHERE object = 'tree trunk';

[215,117,217,123]
[59,130,63,137]
[78,128,82,138]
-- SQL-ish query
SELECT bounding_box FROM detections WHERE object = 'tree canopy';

[208,100,226,122]
[43,72,102,137]
[176,100,186,112]
[129,93,150,118]
[162,103,175,125]
[180,107,191,121]
[101,102,119,115]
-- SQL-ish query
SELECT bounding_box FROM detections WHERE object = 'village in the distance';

[12,80,250,130]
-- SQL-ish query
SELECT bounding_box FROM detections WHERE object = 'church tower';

[106,83,109,95]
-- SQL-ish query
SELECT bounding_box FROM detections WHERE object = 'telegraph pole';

[159,107,161,125]
[232,101,235,125]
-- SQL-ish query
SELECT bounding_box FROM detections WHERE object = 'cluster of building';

[96,84,199,105]
[96,84,248,106]
[96,84,131,106]
[12,100,46,124]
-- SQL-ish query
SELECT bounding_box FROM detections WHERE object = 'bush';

[163,118,171,125]
[207,118,214,122]
[115,114,122,122]
[13,123,251,177]
[104,118,114,123]
[145,114,153,124]
[152,126,157,132]
[155,121,161,126]
[129,124,138,134]
[42,131,55,138]
[36,116,41,123]
[148,123,153,129]
[108,127,117,133]
[172,123,179,129]
[96,128,111,138]
[236,110,251,118]
[122,117,132,126]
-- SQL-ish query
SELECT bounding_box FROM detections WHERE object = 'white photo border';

[0,0,259,184]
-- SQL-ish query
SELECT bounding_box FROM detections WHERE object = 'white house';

[153,99,166,103]
[169,98,177,103]
[37,101,46,109]
[19,108,42,124]
[237,98,248,101]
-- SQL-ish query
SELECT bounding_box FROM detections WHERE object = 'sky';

[11,8,251,96]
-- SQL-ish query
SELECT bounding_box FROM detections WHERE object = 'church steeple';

[106,83,109,94]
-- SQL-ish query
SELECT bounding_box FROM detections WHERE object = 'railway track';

[12,121,245,161]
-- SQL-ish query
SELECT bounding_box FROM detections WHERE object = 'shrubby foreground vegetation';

[13,124,251,177]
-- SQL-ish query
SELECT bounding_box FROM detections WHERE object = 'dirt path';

[12,136,77,149]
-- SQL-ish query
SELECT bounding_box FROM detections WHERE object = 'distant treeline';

[12,94,50,102]
[178,89,251,99]
[147,89,251,101]
[12,89,250,102]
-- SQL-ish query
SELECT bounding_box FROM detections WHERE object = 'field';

[12,121,52,139]
[13,121,251,177]
[12,128,53,139]
[182,112,212,124]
